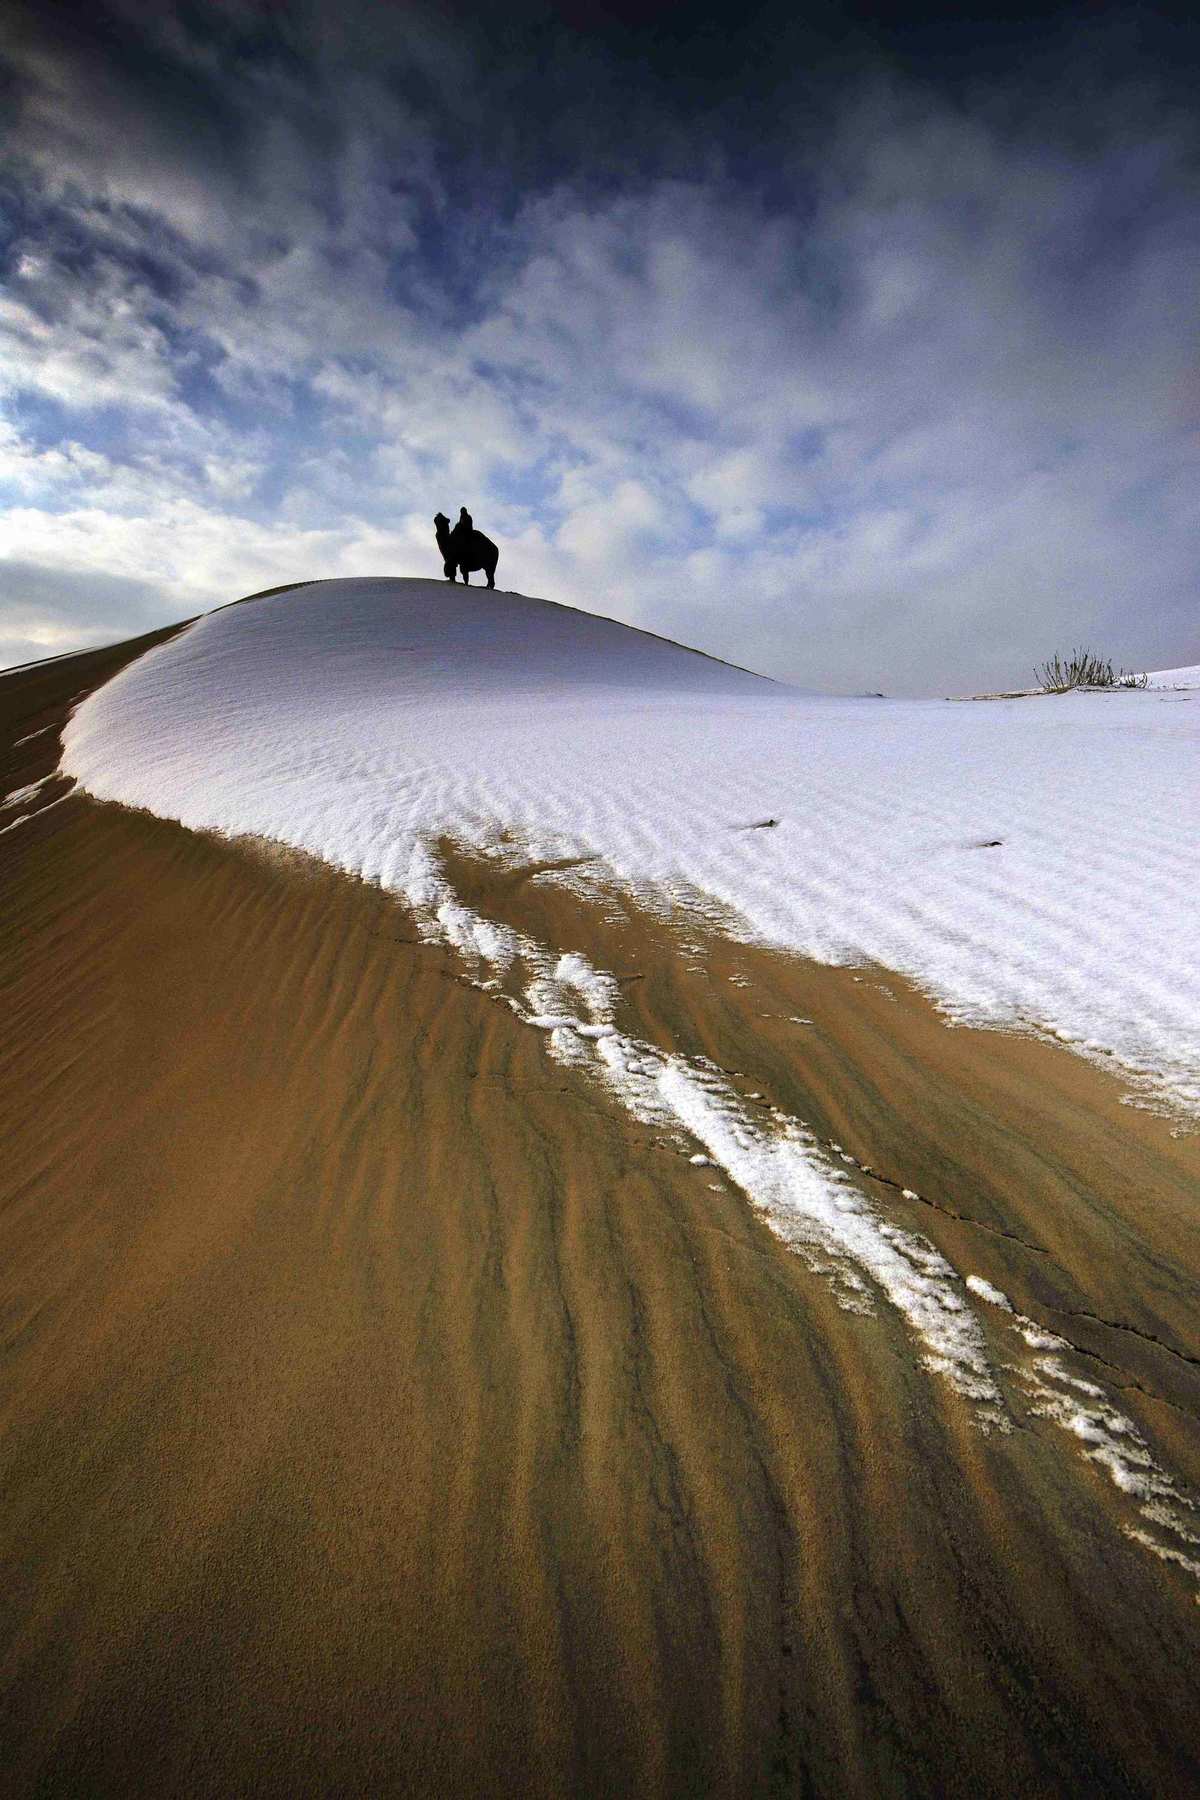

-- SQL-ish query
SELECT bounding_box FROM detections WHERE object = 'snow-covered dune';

[58,577,1200,1583]
[63,577,1200,1119]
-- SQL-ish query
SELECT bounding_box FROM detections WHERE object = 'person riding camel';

[433,506,499,589]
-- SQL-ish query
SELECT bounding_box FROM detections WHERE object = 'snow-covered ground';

[57,577,1200,1584]
[1145,663,1200,689]
[63,577,1200,1120]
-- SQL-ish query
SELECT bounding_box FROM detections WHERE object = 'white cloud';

[2,18,1198,686]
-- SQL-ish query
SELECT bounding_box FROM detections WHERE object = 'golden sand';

[2,631,1198,1796]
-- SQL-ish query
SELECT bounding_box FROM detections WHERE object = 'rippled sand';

[2,635,1198,1797]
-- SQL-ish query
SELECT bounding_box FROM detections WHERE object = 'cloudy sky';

[1,0,1197,692]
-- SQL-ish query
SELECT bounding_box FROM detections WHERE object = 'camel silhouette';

[434,511,498,589]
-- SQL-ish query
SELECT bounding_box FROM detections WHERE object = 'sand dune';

[2,614,1199,1796]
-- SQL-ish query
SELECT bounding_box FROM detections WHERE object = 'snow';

[965,1275,1014,1312]
[0,774,71,835]
[967,1276,1200,1585]
[1,777,52,809]
[1144,663,1200,690]
[347,834,1011,1418]
[62,577,1200,1120]
[655,1054,1003,1408]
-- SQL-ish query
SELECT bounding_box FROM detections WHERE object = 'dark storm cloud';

[1,0,1198,689]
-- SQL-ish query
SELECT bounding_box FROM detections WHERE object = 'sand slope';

[2,627,1199,1797]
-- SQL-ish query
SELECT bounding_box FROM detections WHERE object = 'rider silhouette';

[434,507,499,589]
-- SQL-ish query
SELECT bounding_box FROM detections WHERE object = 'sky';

[1,0,1197,693]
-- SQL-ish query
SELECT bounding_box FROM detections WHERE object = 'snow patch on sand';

[2,776,52,809]
[0,774,73,835]
[968,1277,1200,1592]
[657,1056,1002,1405]
[399,851,1008,1418]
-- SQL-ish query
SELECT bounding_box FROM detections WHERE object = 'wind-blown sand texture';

[2,604,1199,1796]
